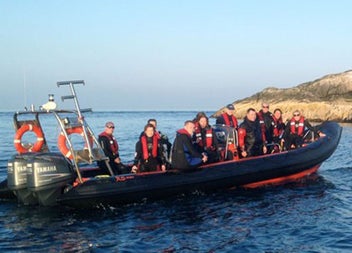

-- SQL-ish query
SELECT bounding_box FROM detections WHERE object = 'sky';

[0,0,351,111]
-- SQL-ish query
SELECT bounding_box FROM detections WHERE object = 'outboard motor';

[7,153,38,205]
[26,153,75,206]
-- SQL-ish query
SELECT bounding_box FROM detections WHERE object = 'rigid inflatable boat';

[0,81,342,208]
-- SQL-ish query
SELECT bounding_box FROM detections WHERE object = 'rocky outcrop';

[213,70,352,122]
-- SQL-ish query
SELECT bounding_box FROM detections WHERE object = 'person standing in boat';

[171,120,208,170]
[193,114,219,163]
[132,124,166,173]
[98,121,129,174]
[257,102,274,144]
[216,104,238,128]
[238,108,267,158]
[147,118,172,163]
[283,110,325,150]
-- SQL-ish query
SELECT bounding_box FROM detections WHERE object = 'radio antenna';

[23,67,27,109]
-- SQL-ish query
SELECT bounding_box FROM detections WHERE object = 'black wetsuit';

[283,118,317,150]
[139,130,172,167]
[271,117,286,144]
[216,113,238,128]
[98,134,129,174]
[134,134,165,172]
[258,110,274,143]
[171,129,203,170]
[239,117,265,157]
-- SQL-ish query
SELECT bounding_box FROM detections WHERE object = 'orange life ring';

[58,127,93,159]
[14,124,44,154]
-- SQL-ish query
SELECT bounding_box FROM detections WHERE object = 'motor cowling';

[8,154,33,190]
[7,153,38,205]
[26,152,75,206]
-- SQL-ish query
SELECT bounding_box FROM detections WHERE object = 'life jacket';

[238,127,246,151]
[257,111,268,142]
[257,111,265,126]
[272,116,284,137]
[290,116,305,136]
[141,134,158,160]
[193,122,200,142]
[195,127,213,148]
[194,121,200,131]
[177,128,191,137]
[154,131,161,140]
[222,113,238,128]
[99,132,119,155]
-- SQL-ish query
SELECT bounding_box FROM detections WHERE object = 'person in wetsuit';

[257,102,274,144]
[283,110,325,150]
[98,121,130,174]
[171,120,208,170]
[238,108,267,158]
[147,118,172,164]
[132,123,166,173]
[216,104,238,128]
[269,108,287,152]
[193,114,219,163]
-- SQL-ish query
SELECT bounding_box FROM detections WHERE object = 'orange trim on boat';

[242,165,321,189]
[73,177,91,187]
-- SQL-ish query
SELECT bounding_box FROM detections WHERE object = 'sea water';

[0,111,351,252]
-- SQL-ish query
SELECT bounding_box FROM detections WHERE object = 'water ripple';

[0,113,351,252]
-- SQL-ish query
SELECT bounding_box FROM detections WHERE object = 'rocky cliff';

[213,70,352,122]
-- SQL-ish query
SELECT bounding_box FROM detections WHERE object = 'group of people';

[97,102,325,174]
[217,103,325,156]
[97,119,171,175]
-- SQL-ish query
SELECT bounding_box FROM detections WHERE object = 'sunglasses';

[293,114,300,116]
[262,106,269,108]
[107,126,115,129]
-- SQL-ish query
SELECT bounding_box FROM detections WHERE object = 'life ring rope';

[14,124,45,154]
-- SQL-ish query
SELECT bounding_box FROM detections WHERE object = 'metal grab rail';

[56,81,115,180]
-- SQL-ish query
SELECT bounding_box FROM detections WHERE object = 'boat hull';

[56,121,342,208]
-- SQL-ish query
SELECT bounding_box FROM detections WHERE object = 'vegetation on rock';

[213,70,352,122]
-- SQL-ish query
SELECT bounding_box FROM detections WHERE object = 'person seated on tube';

[171,120,208,170]
[193,113,219,163]
[282,110,325,150]
[131,124,166,173]
[257,102,274,144]
[146,118,172,166]
[238,108,267,158]
[268,108,287,153]
[98,121,130,175]
[215,103,239,128]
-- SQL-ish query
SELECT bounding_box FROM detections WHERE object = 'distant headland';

[213,70,352,122]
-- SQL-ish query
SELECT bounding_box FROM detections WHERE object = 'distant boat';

[0,81,343,208]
